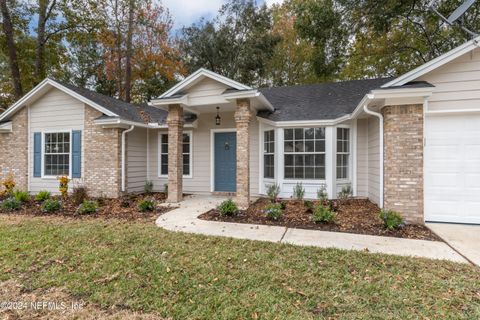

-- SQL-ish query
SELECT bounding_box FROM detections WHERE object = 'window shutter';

[33,132,41,177]
[72,130,82,178]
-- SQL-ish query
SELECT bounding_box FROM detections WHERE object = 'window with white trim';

[336,127,350,179]
[160,133,191,176]
[263,130,275,179]
[44,132,70,176]
[284,128,325,179]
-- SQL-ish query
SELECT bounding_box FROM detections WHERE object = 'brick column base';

[235,99,251,209]
[382,104,424,224]
[167,104,183,203]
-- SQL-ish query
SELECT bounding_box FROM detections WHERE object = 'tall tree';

[124,0,134,102]
[0,0,22,98]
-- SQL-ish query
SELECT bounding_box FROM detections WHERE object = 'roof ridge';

[258,77,394,91]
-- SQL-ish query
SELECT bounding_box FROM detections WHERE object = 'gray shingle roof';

[257,78,396,121]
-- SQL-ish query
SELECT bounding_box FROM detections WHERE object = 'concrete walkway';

[427,222,480,266]
[156,195,468,264]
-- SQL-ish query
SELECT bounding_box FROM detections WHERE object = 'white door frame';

[210,128,237,192]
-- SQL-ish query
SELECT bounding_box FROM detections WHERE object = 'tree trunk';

[0,0,23,98]
[35,0,48,83]
[124,0,134,103]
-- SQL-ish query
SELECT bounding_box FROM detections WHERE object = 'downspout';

[363,104,384,208]
[121,125,135,192]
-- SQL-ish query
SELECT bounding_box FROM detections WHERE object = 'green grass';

[0,216,479,319]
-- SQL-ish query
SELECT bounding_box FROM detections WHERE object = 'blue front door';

[214,132,236,192]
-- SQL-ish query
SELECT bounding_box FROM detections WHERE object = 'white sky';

[162,0,285,31]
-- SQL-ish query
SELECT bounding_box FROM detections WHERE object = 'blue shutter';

[33,132,41,177]
[72,130,81,178]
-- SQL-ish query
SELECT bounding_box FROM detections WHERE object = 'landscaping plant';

[292,182,305,200]
[35,190,51,202]
[13,190,29,203]
[266,183,280,203]
[77,200,98,215]
[138,199,156,212]
[72,186,88,205]
[217,199,238,216]
[312,204,336,223]
[1,197,21,211]
[144,181,154,194]
[41,199,62,213]
[338,184,353,200]
[1,173,15,196]
[317,184,328,202]
[265,203,283,220]
[304,200,313,211]
[57,176,70,198]
[379,209,404,230]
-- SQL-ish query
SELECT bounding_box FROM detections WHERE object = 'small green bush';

[304,200,313,210]
[77,200,98,215]
[317,184,328,202]
[13,190,29,203]
[35,190,51,202]
[279,201,287,210]
[338,184,353,200]
[217,199,238,216]
[1,197,21,211]
[138,199,156,212]
[266,183,280,202]
[312,204,336,223]
[293,183,305,200]
[144,180,154,193]
[41,199,62,213]
[265,203,283,220]
[72,186,88,205]
[379,209,404,230]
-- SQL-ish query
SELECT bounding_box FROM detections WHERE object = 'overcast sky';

[163,0,285,32]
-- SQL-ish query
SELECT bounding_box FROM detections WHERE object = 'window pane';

[304,167,315,179]
[161,144,168,154]
[285,155,293,166]
[294,128,303,140]
[294,141,304,152]
[183,133,189,143]
[183,143,189,154]
[315,140,325,152]
[305,154,314,166]
[315,128,325,139]
[305,140,314,152]
[284,129,293,140]
[183,155,189,165]
[161,155,168,166]
[161,164,168,175]
[183,165,190,175]
[294,155,304,166]
[315,154,325,166]
[305,128,314,139]
[294,166,304,179]
[315,167,325,179]
[285,166,294,178]
[284,141,294,152]
[162,134,168,144]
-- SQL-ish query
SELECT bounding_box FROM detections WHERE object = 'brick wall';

[382,104,424,223]
[83,106,122,198]
[235,99,251,209]
[0,108,28,191]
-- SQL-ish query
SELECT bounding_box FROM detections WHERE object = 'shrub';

[13,190,29,203]
[338,184,353,200]
[304,200,313,210]
[35,190,51,202]
[1,197,21,211]
[265,203,283,220]
[72,186,88,205]
[317,184,328,202]
[379,209,404,230]
[41,199,62,213]
[292,183,305,200]
[77,200,98,215]
[217,199,238,216]
[280,201,287,210]
[312,204,336,223]
[138,199,156,212]
[57,176,70,197]
[144,181,154,194]
[266,183,280,203]
[2,173,15,195]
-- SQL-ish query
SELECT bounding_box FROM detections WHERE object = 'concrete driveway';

[427,223,480,266]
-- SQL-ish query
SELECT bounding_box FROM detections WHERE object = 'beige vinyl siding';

[149,112,260,196]
[187,78,230,106]
[367,117,380,205]
[126,127,148,193]
[356,118,368,197]
[420,48,480,112]
[29,88,85,193]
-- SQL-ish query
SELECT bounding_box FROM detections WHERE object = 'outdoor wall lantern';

[215,106,221,125]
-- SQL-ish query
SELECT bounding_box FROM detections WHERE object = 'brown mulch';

[0,193,174,221]
[199,198,440,241]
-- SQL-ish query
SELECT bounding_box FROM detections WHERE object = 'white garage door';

[425,114,480,224]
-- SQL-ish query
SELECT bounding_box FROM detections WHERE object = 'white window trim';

[157,131,193,179]
[336,126,351,181]
[263,128,275,180]
[41,129,73,179]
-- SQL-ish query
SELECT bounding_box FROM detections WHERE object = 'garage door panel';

[425,114,480,224]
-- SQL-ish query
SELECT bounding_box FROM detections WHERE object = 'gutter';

[363,104,384,209]
[121,125,135,192]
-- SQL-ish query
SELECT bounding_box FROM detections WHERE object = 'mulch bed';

[199,198,440,241]
[0,192,173,221]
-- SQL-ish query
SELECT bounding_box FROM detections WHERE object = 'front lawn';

[0,215,479,319]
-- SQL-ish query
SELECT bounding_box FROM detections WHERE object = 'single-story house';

[1,37,480,225]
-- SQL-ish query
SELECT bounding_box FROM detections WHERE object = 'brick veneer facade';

[167,104,183,203]
[83,106,122,198]
[235,99,251,209]
[0,108,28,191]
[382,104,424,223]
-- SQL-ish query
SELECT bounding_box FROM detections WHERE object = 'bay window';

[44,132,70,176]
[336,127,350,179]
[284,128,325,179]
[160,132,191,177]
[263,130,275,179]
